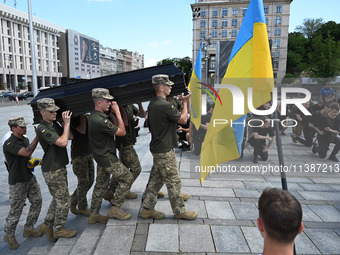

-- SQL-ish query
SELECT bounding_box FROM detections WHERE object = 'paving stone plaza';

[0,103,340,255]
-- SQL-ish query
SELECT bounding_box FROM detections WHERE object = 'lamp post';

[192,5,200,64]
[28,0,38,96]
[204,37,211,84]
[7,65,12,92]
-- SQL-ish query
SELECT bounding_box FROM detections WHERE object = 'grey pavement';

[0,103,340,254]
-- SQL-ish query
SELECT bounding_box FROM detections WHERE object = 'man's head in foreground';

[257,188,303,251]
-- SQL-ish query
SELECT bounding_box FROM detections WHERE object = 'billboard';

[68,29,100,79]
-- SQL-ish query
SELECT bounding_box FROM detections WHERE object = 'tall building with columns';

[191,0,293,83]
[0,3,64,91]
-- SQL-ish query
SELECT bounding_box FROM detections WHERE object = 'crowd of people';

[241,83,340,164]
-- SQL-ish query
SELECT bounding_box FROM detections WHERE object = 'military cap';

[37,98,60,111]
[8,116,29,127]
[92,88,114,100]
[152,74,174,86]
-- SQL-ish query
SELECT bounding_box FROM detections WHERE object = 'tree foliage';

[287,19,340,78]
[296,18,324,39]
[157,57,192,84]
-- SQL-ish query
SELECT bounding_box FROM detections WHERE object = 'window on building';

[275,17,282,25]
[264,6,269,14]
[273,61,279,69]
[242,8,247,15]
[276,5,282,13]
[232,8,238,15]
[274,50,280,58]
[210,61,216,69]
[212,20,218,28]
[212,9,218,17]
[265,17,269,25]
[201,10,206,17]
[200,20,206,27]
[222,8,228,16]
[212,30,218,38]
[222,30,228,38]
[200,31,206,38]
[232,30,237,37]
[275,28,281,35]
[274,39,280,47]
[232,19,238,27]
[222,19,228,27]
[274,73,277,79]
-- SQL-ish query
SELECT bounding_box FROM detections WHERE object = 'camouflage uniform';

[142,75,186,215]
[143,150,185,214]
[42,168,70,230]
[3,117,42,237]
[88,88,134,214]
[91,160,134,213]
[109,104,142,193]
[70,155,94,210]
[5,176,42,237]
[70,116,94,210]
[109,145,141,193]
[36,98,70,231]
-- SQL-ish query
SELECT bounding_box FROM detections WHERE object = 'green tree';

[157,57,192,84]
[286,32,308,75]
[309,33,340,77]
[296,18,324,39]
[315,21,340,42]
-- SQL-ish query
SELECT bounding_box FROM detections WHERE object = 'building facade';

[100,46,144,76]
[191,0,293,83]
[132,51,144,71]
[0,3,64,91]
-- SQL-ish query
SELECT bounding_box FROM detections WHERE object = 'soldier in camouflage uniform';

[69,115,94,216]
[106,103,145,202]
[140,74,198,220]
[88,88,134,223]
[3,117,42,249]
[36,98,77,241]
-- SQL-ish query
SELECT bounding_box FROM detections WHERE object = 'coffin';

[30,64,187,123]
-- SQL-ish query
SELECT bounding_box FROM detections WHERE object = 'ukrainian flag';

[189,43,202,130]
[200,0,274,182]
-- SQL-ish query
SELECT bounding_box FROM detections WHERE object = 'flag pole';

[273,109,296,255]
[272,109,288,190]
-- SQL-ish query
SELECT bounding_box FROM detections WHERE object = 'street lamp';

[6,54,12,91]
[7,65,12,92]
[192,6,201,64]
[203,37,211,84]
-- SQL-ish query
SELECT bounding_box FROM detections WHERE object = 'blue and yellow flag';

[200,0,274,182]
[189,43,202,130]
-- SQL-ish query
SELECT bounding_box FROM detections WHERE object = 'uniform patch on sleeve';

[6,142,10,146]
[170,104,174,109]
[104,119,114,129]
[41,128,46,133]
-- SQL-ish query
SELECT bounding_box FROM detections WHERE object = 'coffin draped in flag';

[200,0,274,182]
[189,43,203,130]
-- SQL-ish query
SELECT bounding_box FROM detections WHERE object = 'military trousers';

[70,154,95,210]
[142,149,185,215]
[109,145,141,194]
[91,160,133,214]
[42,167,70,231]
[5,176,42,237]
